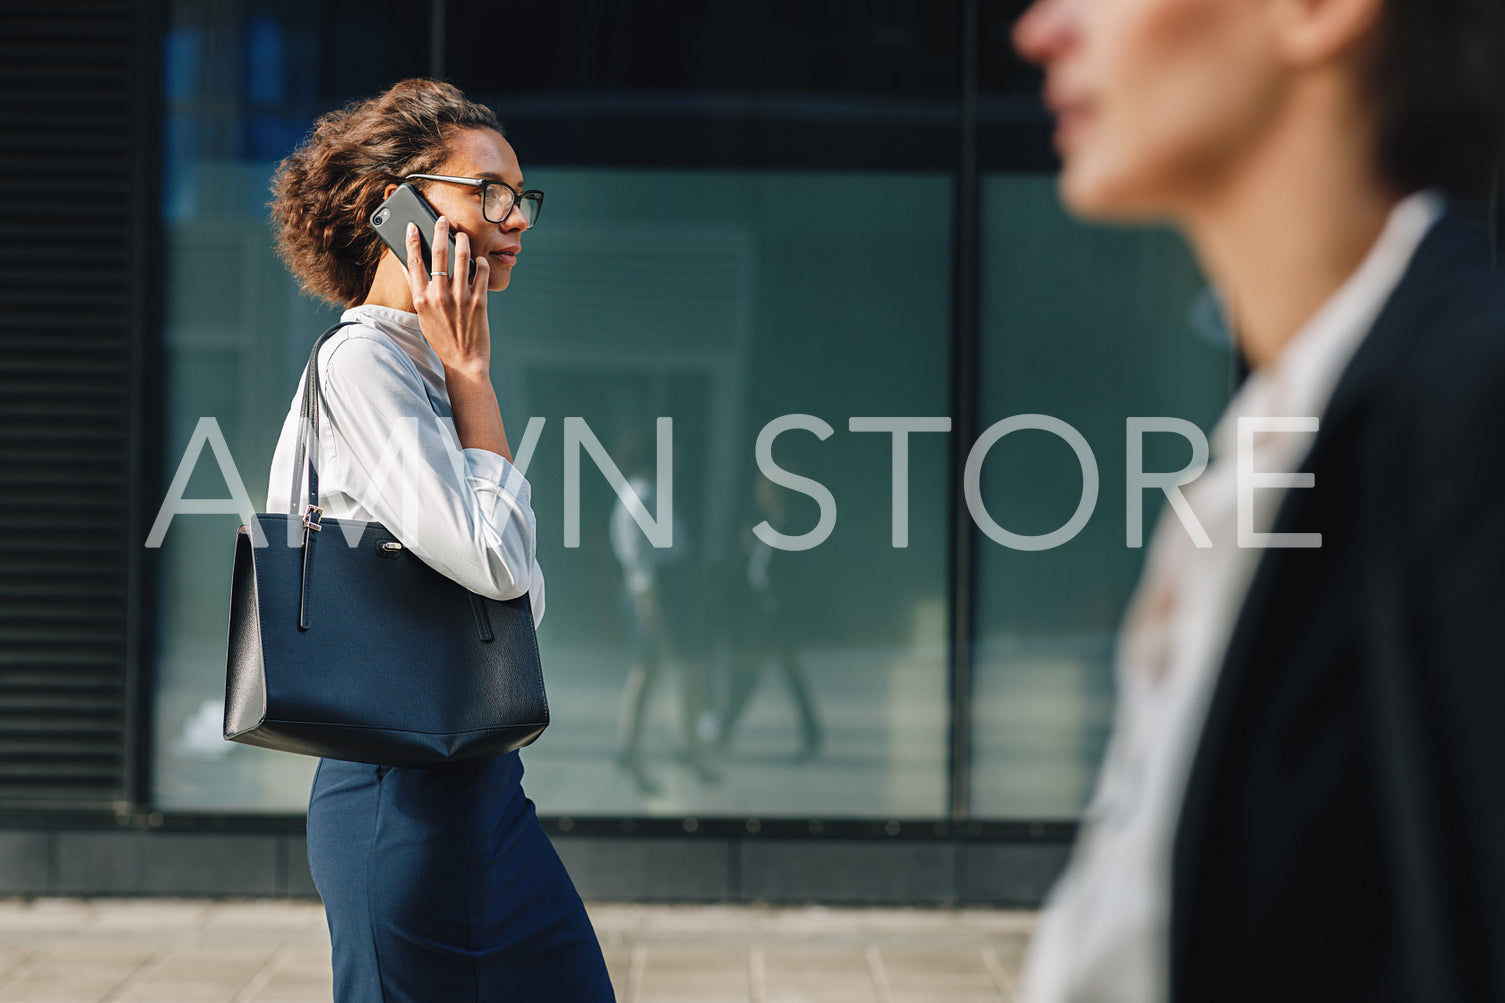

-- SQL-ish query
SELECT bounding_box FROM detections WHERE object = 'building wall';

[0,817,1070,904]
[0,0,158,811]
[0,0,1261,903]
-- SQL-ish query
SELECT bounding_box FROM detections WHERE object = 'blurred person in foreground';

[1011,0,1505,1001]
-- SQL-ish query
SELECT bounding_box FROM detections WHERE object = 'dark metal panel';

[0,818,1074,903]
[552,836,733,902]
[0,0,149,809]
[0,831,50,895]
[740,840,960,904]
[280,834,318,897]
[446,0,965,171]
[52,830,278,896]
[1491,168,1503,266]
[946,0,982,822]
[959,841,1071,906]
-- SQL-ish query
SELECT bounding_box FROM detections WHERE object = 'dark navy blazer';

[1170,208,1505,1003]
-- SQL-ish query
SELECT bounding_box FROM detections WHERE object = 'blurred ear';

[1266,0,1384,67]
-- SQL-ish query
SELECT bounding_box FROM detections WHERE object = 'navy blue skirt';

[307,752,616,1002]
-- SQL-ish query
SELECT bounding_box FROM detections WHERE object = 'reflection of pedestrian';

[1013,1,1505,1002]
[611,471,717,790]
[716,479,822,759]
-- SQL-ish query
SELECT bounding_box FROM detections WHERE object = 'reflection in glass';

[154,152,954,816]
[968,175,1233,818]
[716,477,824,761]
[493,170,952,819]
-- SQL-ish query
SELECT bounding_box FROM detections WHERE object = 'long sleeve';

[272,325,546,626]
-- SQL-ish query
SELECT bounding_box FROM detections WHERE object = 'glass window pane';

[968,175,1234,818]
[153,0,958,818]
[506,168,953,817]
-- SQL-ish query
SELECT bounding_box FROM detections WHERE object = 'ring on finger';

[432,270,449,277]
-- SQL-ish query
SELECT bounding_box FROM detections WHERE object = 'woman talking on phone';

[1012,0,1505,1001]
[265,79,615,1002]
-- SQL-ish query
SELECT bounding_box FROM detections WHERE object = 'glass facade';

[969,177,1232,816]
[151,0,1233,819]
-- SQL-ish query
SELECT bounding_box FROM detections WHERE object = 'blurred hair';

[1372,0,1505,201]
[269,79,503,307]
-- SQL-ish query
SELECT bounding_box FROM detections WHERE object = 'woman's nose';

[499,204,528,233]
[1014,0,1077,66]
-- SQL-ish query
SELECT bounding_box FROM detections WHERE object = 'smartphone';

[369,183,476,281]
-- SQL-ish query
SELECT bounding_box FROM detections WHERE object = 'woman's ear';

[1267,0,1384,68]
[382,182,400,200]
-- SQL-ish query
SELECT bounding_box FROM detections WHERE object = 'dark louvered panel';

[0,0,146,808]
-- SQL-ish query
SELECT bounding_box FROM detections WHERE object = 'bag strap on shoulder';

[290,321,357,632]
[289,321,360,524]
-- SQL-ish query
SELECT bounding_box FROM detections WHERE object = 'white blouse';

[265,303,545,627]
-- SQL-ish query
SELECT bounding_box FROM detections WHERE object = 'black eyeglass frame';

[403,173,545,226]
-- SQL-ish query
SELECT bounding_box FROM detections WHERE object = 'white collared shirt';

[266,303,546,625]
[1019,191,1444,1003]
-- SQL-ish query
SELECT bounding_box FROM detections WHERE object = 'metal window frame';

[128,0,169,815]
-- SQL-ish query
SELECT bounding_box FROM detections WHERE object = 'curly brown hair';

[269,79,504,307]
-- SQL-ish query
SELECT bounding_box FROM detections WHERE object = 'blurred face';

[1014,0,1287,221]
[413,127,529,292]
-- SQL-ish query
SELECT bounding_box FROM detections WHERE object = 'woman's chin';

[1059,165,1168,224]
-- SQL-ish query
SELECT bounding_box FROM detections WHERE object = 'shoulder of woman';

[317,323,424,391]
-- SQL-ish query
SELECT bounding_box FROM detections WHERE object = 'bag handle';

[289,321,359,525]
[288,320,503,644]
[289,322,357,631]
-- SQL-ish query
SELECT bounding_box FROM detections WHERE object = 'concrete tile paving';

[0,900,1035,1002]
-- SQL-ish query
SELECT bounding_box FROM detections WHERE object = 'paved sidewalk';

[0,898,1036,1002]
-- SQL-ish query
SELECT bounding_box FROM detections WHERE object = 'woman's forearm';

[444,365,512,461]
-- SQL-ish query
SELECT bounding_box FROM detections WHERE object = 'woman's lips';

[1051,102,1095,152]
[490,250,519,267]
[1043,82,1096,151]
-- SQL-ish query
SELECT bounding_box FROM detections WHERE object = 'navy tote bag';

[223,323,549,767]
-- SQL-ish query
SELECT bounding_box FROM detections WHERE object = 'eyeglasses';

[403,174,545,228]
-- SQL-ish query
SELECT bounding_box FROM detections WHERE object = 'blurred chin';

[1058,157,1167,223]
[489,270,511,292]
[1058,162,1119,219]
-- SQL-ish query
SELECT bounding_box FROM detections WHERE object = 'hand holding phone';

[369,185,507,456]
[370,183,476,282]
[368,185,492,374]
